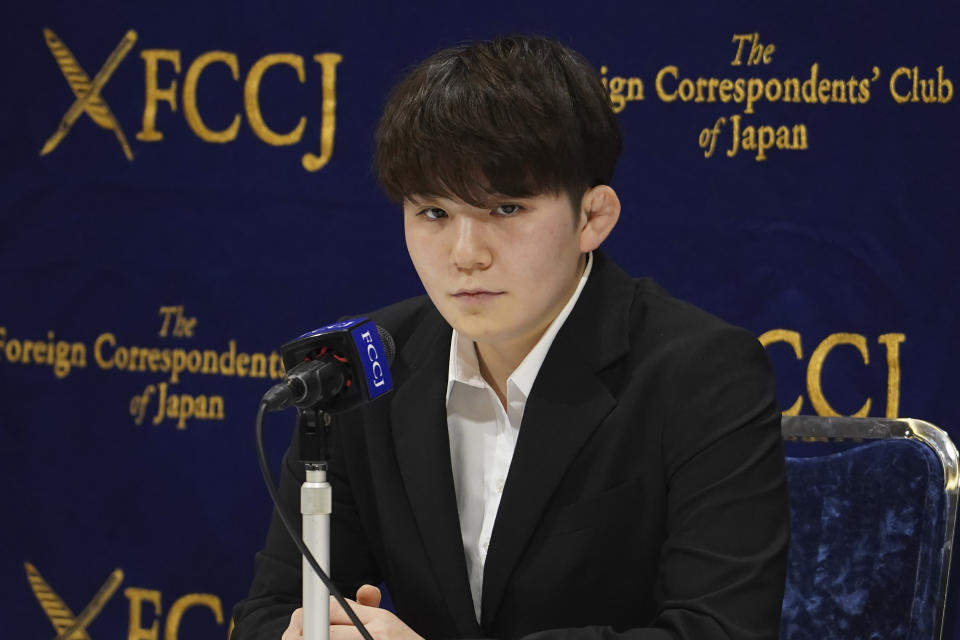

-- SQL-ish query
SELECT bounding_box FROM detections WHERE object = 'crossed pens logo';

[25,562,124,638]
[41,28,138,161]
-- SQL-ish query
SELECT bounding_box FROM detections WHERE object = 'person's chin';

[449,316,506,342]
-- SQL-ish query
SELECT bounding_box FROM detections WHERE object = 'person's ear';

[577,185,620,252]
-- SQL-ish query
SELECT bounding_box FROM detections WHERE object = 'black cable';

[255,401,375,640]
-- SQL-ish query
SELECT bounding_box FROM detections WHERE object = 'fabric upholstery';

[782,439,947,639]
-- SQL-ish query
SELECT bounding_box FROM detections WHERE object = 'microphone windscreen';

[377,325,396,364]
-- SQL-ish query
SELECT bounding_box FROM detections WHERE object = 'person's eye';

[493,204,521,216]
[419,207,448,220]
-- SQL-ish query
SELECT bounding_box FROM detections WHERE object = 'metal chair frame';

[781,415,959,640]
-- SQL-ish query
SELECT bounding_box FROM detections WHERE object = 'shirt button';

[481,540,489,553]
[495,479,505,494]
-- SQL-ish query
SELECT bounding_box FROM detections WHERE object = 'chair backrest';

[780,415,958,640]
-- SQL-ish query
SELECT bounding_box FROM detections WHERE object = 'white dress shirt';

[445,252,593,621]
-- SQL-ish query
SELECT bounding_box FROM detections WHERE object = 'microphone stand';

[299,408,333,640]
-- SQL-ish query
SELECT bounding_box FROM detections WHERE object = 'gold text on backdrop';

[23,563,232,640]
[601,31,953,160]
[39,29,342,171]
[760,330,905,418]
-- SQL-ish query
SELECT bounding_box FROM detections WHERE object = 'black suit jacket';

[233,252,789,639]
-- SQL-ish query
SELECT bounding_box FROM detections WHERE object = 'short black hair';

[375,35,622,208]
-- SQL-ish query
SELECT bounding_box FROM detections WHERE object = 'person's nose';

[450,217,492,272]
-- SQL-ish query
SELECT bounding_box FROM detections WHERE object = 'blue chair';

[780,415,958,640]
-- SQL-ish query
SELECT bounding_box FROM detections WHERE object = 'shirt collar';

[446,252,594,402]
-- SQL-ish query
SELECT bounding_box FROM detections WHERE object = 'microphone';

[261,318,395,413]
[253,319,393,640]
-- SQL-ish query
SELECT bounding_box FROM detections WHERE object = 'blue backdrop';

[2,1,958,637]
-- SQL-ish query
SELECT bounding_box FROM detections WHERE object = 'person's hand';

[281,607,302,640]
[330,584,423,640]
[280,584,420,640]
[354,584,382,608]
[281,584,377,640]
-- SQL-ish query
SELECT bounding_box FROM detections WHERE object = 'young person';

[233,35,788,640]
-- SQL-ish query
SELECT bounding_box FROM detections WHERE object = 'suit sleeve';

[523,327,789,640]
[231,417,383,639]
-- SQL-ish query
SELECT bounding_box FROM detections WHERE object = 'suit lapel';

[480,251,635,629]
[389,309,482,636]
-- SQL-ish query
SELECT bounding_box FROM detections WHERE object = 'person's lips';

[451,289,504,300]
